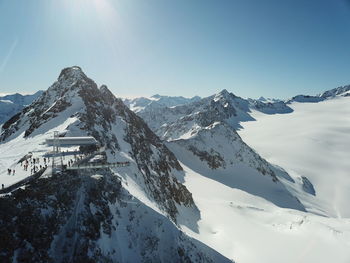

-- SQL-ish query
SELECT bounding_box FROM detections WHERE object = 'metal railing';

[66,162,130,170]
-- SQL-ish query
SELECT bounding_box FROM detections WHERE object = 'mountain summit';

[131,90,308,211]
[0,67,230,263]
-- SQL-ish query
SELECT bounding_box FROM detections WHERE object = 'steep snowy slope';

[123,87,350,262]
[162,90,350,263]
[167,122,305,211]
[0,168,230,263]
[136,89,309,211]
[0,91,43,124]
[0,66,231,263]
[239,96,350,218]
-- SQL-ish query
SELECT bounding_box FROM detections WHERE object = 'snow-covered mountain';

[319,84,350,98]
[126,87,350,263]
[256,96,282,103]
[0,67,230,263]
[128,84,350,129]
[133,89,307,210]
[2,71,350,263]
[0,91,43,124]
[123,94,201,113]
[287,84,350,103]
[135,88,293,139]
[126,88,350,263]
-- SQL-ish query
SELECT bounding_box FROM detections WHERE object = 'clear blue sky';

[1,0,350,99]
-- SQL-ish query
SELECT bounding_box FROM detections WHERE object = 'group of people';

[1,152,90,191]
[19,156,49,175]
[5,155,50,178]
[7,169,15,175]
[2,155,49,190]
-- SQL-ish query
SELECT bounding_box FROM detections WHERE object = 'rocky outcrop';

[0,170,229,263]
[0,67,225,263]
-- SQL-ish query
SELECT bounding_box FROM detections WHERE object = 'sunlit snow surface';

[239,97,350,218]
[178,96,350,263]
[2,86,350,262]
[180,163,350,263]
[0,117,79,187]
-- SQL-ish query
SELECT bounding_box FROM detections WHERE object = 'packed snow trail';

[0,167,47,194]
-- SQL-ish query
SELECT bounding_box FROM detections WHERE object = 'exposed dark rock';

[188,145,225,169]
[301,176,316,196]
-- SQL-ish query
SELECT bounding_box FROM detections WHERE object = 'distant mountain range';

[2,84,349,125]
[122,94,201,113]
[286,85,350,103]
[0,91,43,124]
[1,67,349,263]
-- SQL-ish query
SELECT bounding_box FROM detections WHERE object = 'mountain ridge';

[131,89,308,211]
[0,91,43,125]
[0,66,231,263]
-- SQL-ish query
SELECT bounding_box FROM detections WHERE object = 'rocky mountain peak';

[58,66,86,82]
[151,94,161,99]
[319,84,350,98]
[0,66,197,221]
[99,84,116,105]
[0,67,226,262]
[214,89,234,101]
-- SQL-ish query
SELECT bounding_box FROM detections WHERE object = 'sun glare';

[60,0,119,24]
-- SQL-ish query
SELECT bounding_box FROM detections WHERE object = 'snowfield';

[180,162,350,263]
[127,88,350,262]
[239,96,350,219]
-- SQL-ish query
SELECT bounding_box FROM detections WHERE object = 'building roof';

[45,136,98,146]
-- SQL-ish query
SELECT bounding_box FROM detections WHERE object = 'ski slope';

[239,97,350,218]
